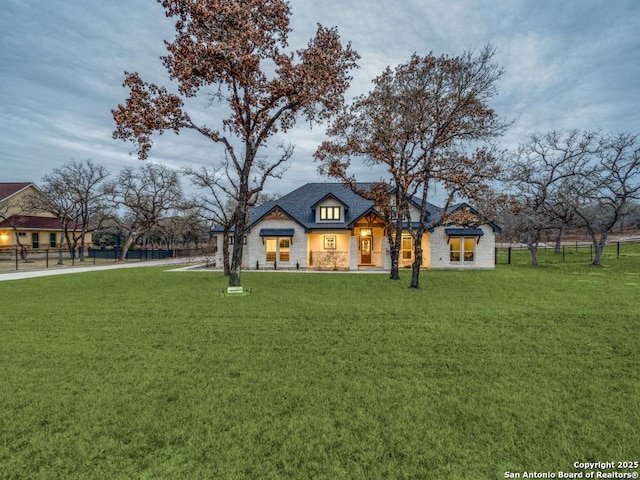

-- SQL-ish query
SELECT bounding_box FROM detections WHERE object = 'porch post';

[349,236,358,271]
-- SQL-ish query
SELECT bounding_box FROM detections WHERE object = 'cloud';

[0,0,638,196]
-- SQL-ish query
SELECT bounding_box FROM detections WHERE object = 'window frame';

[401,234,413,261]
[323,235,336,250]
[31,232,39,249]
[450,236,476,263]
[319,206,340,221]
[265,236,292,263]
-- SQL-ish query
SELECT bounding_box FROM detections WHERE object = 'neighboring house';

[0,182,91,251]
[212,183,501,271]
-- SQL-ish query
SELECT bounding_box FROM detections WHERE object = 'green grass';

[1,248,639,479]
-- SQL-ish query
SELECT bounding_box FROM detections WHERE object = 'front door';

[360,237,372,264]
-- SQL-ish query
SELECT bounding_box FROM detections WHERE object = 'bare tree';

[502,130,597,265]
[572,132,640,265]
[317,45,507,287]
[112,0,359,287]
[183,165,237,274]
[32,159,111,262]
[107,163,185,261]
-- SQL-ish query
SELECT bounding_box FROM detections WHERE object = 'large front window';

[450,237,475,262]
[319,206,340,221]
[266,237,290,263]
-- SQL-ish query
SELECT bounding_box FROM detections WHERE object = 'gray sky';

[1,0,638,196]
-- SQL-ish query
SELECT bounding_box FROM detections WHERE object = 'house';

[212,183,500,271]
[0,182,91,252]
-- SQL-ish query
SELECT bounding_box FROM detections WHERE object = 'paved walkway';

[0,258,198,282]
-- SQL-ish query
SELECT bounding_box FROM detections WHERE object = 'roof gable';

[245,183,501,232]
[248,183,374,231]
[0,183,35,202]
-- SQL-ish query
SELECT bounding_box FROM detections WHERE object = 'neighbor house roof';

[0,182,33,202]
[0,215,81,231]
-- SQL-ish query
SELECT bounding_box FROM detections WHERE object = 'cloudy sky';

[1,0,639,196]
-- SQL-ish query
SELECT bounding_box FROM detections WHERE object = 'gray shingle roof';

[246,182,455,232]
[248,183,378,231]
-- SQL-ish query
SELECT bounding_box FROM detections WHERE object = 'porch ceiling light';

[360,229,371,237]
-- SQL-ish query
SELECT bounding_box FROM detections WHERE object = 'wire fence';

[494,238,640,265]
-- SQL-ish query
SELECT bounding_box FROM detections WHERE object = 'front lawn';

[1,250,638,479]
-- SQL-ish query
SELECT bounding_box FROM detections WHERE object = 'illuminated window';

[319,206,340,221]
[279,238,290,262]
[450,237,475,262]
[324,235,336,250]
[463,237,475,262]
[401,235,413,260]
[266,238,277,262]
[266,237,291,262]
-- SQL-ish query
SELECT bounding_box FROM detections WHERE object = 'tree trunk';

[529,245,538,266]
[228,217,246,287]
[119,233,137,261]
[527,232,540,266]
[222,230,231,276]
[554,224,565,254]
[591,232,607,266]
[387,218,403,280]
[388,239,400,280]
[410,231,423,289]
[57,232,65,265]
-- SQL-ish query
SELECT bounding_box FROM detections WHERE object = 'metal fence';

[0,246,216,272]
[494,238,640,265]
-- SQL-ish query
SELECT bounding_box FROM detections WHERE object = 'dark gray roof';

[259,228,295,237]
[445,227,485,236]
[233,183,498,233]
[248,183,378,231]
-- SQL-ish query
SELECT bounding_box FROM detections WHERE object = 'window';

[319,206,340,221]
[279,238,290,262]
[50,233,57,248]
[323,235,336,250]
[228,236,247,244]
[265,237,291,263]
[450,237,475,262]
[401,235,413,260]
[18,232,26,237]
[31,232,39,249]
[266,238,277,261]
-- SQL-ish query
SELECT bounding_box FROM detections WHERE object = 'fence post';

[617,242,620,259]
[494,247,497,265]
[508,247,512,265]
[562,245,565,263]
[46,249,49,268]
[590,245,593,262]
[15,247,18,271]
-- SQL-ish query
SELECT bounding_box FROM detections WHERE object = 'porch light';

[360,228,371,237]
